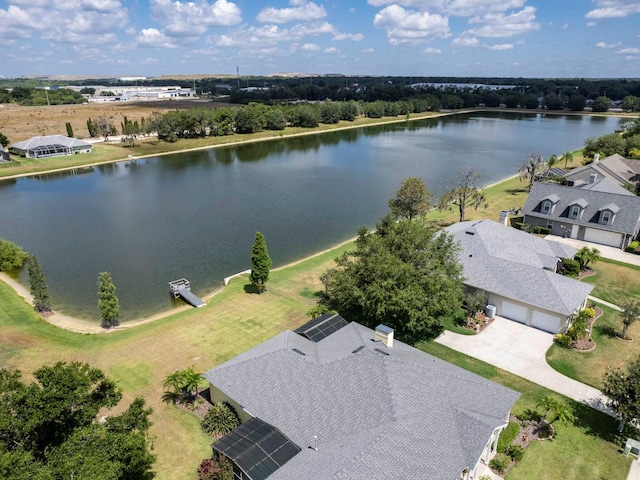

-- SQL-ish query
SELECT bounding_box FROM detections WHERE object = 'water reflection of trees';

[30,166,95,182]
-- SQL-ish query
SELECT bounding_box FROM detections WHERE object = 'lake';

[0,111,624,321]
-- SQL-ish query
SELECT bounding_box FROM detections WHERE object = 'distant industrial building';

[68,85,195,102]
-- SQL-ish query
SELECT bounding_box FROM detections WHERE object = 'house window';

[542,201,551,213]
[601,210,612,224]
[570,205,580,218]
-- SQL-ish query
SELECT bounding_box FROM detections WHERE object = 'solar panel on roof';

[294,313,349,342]
[213,417,301,480]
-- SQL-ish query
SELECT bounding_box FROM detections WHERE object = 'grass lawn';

[582,258,640,306]
[547,259,640,389]
[420,342,631,480]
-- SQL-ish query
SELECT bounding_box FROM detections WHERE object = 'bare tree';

[437,167,486,222]
[519,152,546,191]
[94,115,116,140]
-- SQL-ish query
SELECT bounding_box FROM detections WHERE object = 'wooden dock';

[169,278,206,308]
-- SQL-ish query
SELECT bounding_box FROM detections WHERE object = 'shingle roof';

[563,154,640,187]
[203,322,520,480]
[10,135,91,150]
[445,220,593,316]
[524,181,640,235]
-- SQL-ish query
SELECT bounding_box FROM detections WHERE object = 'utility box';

[485,304,496,319]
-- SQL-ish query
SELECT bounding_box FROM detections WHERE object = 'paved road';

[435,317,611,415]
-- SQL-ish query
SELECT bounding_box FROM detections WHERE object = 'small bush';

[497,421,519,453]
[201,402,240,437]
[506,444,525,462]
[626,241,640,253]
[561,258,580,278]
[554,333,572,348]
[489,453,510,474]
[537,423,554,439]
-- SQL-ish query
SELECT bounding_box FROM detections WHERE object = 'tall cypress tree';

[97,272,120,328]
[250,232,272,294]
[27,255,51,313]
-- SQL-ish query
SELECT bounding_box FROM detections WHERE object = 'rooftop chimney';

[375,324,394,348]
[589,173,597,184]
[593,153,600,163]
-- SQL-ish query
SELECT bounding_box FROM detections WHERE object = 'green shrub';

[537,423,554,439]
[509,215,524,228]
[489,453,510,474]
[506,444,525,462]
[513,222,551,235]
[497,421,519,453]
[561,258,580,278]
[626,241,640,253]
[0,238,28,271]
[554,333,572,348]
[201,402,240,437]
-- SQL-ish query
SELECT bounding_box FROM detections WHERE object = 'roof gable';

[524,181,640,235]
[445,220,593,315]
[204,322,520,480]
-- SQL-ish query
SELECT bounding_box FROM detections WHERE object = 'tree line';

[0,86,85,106]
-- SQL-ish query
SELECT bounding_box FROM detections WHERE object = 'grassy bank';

[0,230,631,479]
[0,111,445,178]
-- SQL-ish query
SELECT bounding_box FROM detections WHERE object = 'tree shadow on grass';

[570,400,623,444]
[594,324,618,339]
[243,284,260,294]
[505,188,528,195]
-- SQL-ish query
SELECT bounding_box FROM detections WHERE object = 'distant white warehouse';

[9,135,92,159]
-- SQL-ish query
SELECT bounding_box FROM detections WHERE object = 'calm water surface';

[0,112,624,320]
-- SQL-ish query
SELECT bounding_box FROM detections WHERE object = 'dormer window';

[598,203,619,225]
[570,205,581,218]
[542,200,551,213]
[540,194,560,214]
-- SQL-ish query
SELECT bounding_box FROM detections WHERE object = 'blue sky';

[1,0,639,78]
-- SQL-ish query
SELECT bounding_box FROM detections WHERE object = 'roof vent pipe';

[589,173,597,184]
[375,324,394,348]
[593,153,600,163]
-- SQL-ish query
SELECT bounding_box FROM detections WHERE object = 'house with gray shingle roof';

[523,179,640,248]
[445,220,593,333]
[562,154,640,192]
[9,135,91,159]
[203,316,520,480]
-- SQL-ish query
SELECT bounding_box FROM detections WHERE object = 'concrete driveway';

[545,236,640,267]
[436,316,611,415]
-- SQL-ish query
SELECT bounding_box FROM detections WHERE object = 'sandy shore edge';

[0,236,357,335]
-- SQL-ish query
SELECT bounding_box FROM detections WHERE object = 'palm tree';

[537,394,574,426]
[537,394,559,422]
[562,151,574,169]
[162,370,184,404]
[573,247,601,270]
[181,366,202,400]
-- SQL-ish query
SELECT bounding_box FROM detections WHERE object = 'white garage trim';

[531,310,562,333]
[500,301,529,324]
[583,228,622,248]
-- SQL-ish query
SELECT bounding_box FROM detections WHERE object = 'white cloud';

[257,0,326,24]
[324,46,338,53]
[487,43,513,50]
[373,4,450,45]
[618,47,640,54]
[214,21,334,48]
[596,41,620,48]
[451,36,480,47]
[332,32,364,41]
[136,28,178,48]
[150,0,242,37]
[0,1,128,42]
[586,1,640,19]
[422,46,442,53]
[586,21,596,27]
[367,0,446,9]
[301,43,320,50]
[466,6,541,38]
[361,48,375,53]
[561,22,568,29]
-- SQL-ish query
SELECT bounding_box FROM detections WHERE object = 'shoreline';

[1,107,619,182]
[0,236,358,334]
[0,110,463,181]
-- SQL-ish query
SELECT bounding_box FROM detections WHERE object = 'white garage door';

[500,301,528,324]
[530,311,561,333]
[583,228,622,247]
